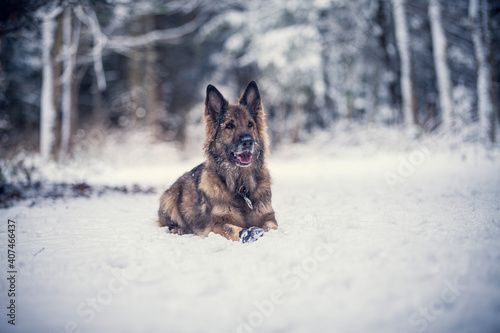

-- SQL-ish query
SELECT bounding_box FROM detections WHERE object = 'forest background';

[0,0,499,183]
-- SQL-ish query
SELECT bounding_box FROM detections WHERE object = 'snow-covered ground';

[1,127,500,333]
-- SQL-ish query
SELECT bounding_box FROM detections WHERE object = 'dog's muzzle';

[232,134,254,167]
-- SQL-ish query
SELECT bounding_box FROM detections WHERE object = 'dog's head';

[204,81,269,168]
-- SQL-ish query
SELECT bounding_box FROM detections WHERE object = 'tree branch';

[74,5,107,91]
[106,11,207,52]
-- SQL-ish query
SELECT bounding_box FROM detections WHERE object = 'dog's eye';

[226,123,235,130]
[248,121,254,128]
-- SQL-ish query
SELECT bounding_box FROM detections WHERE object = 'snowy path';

[1,147,500,333]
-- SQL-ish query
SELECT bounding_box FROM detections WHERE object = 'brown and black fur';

[158,81,278,241]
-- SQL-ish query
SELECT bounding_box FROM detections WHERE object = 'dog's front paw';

[169,226,185,235]
[262,221,278,231]
[239,227,264,243]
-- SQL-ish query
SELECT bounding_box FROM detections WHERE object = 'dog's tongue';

[237,151,252,164]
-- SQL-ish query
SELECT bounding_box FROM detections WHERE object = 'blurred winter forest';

[0,0,499,163]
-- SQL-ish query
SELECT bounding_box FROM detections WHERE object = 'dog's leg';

[212,223,266,243]
[169,226,186,235]
[158,187,186,229]
[212,222,244,241]
[256,209,278,231]
[262,220,278,231]
[209,205,246,241]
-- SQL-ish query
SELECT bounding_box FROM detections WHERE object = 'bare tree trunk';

[291,103,304,143]
[469,0,496,142]
[59,6,75,162]
[377,0,398,122]
[0,36,4,91]
[129,16,142,126]
[145,14,159,130]
[93,72,103,122]
[392,0,418,128]
[53,14,64,157]
[429,0,454,133]
[40,7,62,162]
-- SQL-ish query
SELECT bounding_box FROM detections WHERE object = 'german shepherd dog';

[158,81,278,242]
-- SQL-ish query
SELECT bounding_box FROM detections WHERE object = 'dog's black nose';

[240,134,254,148]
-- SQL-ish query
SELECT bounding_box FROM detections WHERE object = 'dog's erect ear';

[239,81,261,116]
[205,84,227,122]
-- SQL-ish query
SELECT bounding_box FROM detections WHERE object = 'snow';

[1,128,500,333]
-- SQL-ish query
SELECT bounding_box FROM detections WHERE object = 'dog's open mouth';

[233,151,252,166]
